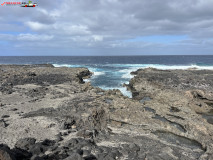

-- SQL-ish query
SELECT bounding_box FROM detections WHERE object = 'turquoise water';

[1,56,213,97]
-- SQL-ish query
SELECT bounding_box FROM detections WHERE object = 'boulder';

[15,138,36,151]
[0,144,15,160]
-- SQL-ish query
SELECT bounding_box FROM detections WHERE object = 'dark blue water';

[0,56,213,65]
[1,56,213,97]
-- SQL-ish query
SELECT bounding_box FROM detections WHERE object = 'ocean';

[1,55,213,97]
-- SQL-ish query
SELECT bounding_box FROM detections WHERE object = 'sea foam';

[53,63,213,98]
[116,64,213,79]
[98,86,132,98]
[110,64,213,70]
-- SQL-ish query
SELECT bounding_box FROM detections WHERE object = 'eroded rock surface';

[127,68,213,159]
[0,65,213,159]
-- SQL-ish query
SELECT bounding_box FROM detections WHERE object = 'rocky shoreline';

[0,65,213,160]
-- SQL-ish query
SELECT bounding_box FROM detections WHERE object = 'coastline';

[0,64,213,159]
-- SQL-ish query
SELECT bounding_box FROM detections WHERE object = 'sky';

[0,0,213,56]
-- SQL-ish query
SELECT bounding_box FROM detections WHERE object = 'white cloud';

[92,35,103,42]
[25,21,50,31]
[1,0,213,55]
[62,24,91,35]
[17,34,54,41]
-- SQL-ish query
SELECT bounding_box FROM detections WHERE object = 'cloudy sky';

[0,0,213,56]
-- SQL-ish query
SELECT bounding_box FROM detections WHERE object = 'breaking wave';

[53,63,213,98]
[116,64,213,79]
[112,64,213,70]
[53,64,105,77]
[98,86,132,98]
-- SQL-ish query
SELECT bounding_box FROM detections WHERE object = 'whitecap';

[116,64,213,80]
[53,63,213,99]
[93,71,105,76]
[87,67,106,78]
[98,85,132,98]
[109,63,213,70]
[83,79,91,83]
[53,64,84,68]
[119,68,138,79]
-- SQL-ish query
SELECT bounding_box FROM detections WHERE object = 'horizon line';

[0,54,213,57]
